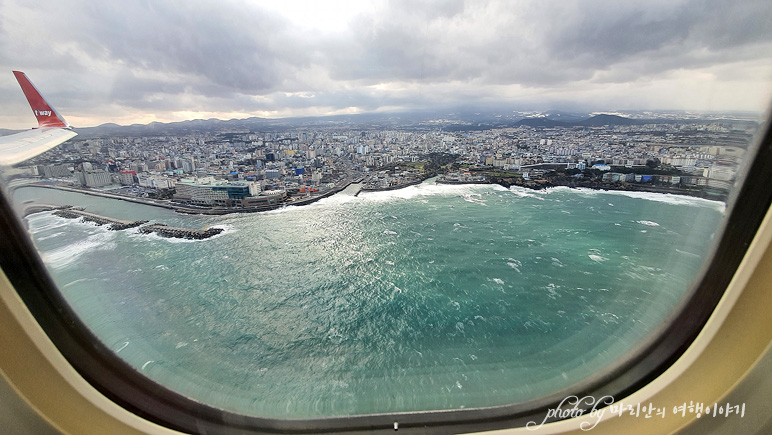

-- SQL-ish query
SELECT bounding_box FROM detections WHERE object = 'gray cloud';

[67,1,306,93]
[327,0,772,87]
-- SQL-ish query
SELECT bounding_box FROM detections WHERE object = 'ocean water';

[16,181,725,418]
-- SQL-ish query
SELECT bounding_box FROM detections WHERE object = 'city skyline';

[2,0,772,129]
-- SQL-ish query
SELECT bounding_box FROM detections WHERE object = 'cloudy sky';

[1,0,772,129]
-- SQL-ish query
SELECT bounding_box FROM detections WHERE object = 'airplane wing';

[0,71,77,166]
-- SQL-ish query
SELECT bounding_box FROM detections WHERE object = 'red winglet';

[13,70,69,128]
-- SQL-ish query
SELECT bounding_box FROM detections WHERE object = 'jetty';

[30,204,224,241]
[138,223,223,240]
[52,208,148,230]
[22,203,73,217]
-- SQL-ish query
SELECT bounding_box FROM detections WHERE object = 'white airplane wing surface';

[0,71,77,166]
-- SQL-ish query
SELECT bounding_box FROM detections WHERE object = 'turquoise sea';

[15,181,725,418]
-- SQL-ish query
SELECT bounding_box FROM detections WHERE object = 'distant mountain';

[542,110,591,122]
[516,113,640,128]
[73,117,274,138]
[516,117,569,128]
[577,114,639,126]
[63,110,757,139]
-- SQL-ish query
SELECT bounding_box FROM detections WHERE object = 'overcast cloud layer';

[1,0,772,128]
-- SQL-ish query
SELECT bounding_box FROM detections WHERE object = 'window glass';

[2,0,772,423]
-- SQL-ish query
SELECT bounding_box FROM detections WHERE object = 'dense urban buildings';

[17,114,757,208]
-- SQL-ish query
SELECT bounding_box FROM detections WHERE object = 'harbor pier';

[52,208,148,230]
[139,223,223,240]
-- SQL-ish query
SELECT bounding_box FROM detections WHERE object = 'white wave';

[568,188,725,211]
[636,220,660,227]
[266,181,494,210]
[261,204,302,215]
[26,213,78,233]
[507,186,546,200]
[507,258,522,266]
[599,312,620,324]
[545,283,559,299]
[588,254,607,263]
[205,223,235,241]
[507,263,521,273]
[35,231,65,241]
[676,248,702,258]
[359,181,498,203]
[40,231,117,269]
[462,193,487,205]
[489,278,504,285]
[61,278,99,289]
[383,230,397,235]
[506,257,522,273]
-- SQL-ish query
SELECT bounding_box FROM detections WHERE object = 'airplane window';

[2,1,772,433]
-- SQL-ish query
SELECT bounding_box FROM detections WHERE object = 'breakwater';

[22,203,72,217]
[139,223,223,240]
[30,204,220,240]
[52,208,148,230]
[356,175,432,196]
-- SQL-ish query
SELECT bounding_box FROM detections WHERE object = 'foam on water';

[208,223,236,239]
[567,187,726,212]
[462,193,487,205]
[26,212,76,232]
[35,231,66,241]
[636,220,660,227]
[507,186,546,200]
[588,254,607,263]
[39,230,117,269]
[360,182,493,203]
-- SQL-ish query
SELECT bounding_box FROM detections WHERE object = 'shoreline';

[20,175,726,217]
[502,179,727,202]
[438,177,728,202]
[22,181,354,215]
